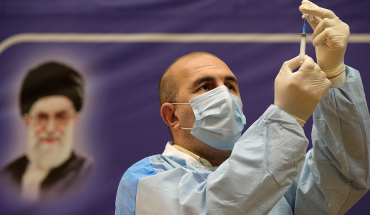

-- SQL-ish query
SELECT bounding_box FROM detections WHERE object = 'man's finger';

[299,56,316,72]
[312,29,328,47]
[312,18,339,40]
[299,0,337,20]
[284,56,302,71]
[303,15,322,31]
[313,63,322,74]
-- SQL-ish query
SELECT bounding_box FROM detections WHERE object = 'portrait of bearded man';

[1,62,92,201]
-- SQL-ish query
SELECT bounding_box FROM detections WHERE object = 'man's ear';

[23,114,30,127]
[160,103,181,129]
[73,113,80,124]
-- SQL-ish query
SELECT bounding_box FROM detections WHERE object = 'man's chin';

[36,141,62,152]
[27,140,71,169]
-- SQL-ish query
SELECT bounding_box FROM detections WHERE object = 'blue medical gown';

[115,66,370,215]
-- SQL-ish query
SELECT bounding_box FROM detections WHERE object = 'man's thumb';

[284,56,302,72]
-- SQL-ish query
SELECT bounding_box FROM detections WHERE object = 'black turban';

[20,62,84,115]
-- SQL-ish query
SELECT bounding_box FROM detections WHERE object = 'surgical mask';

[173,86,246,150]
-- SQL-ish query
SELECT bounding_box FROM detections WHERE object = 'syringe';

[300,17,307,64]
[300,24,306,63]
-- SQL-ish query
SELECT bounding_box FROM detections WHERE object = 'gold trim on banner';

[0,33,369,54]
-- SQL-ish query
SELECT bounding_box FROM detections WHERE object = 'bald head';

[158,52,220,106]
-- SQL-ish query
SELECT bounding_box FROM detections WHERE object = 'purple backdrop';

[0,0,369,214]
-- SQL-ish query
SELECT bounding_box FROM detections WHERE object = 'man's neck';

[174,139,231,166]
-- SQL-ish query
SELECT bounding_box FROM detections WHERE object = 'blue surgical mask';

[173,86,246,150]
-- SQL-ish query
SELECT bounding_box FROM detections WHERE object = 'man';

[116,1,370,214]
[1,62,92,201]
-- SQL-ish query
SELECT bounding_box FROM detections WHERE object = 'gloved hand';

[274,55,331,126]
[299,0,350,88]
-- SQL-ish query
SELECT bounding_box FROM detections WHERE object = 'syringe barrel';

[299,33,306,63]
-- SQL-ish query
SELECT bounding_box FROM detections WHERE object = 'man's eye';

[199,85,209,90]
[37,114,48,120]
[227,84,234,90]
[56,115,68,120]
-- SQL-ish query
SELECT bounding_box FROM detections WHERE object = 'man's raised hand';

[300,0,350,87]
[274,55,331,126]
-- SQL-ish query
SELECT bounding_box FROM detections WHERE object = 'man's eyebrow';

[191,76,238,89]
[192,77,215,89]
[36,112,48,116]
[35,110,68,116]
[225,76,238,84]
[55,110,69,115]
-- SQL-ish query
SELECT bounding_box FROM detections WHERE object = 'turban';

[20,62,84,115]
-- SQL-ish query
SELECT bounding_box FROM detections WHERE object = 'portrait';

[0,62,92,201]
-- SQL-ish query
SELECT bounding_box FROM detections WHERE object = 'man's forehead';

[175,53,226,70]
[170,53,235,82]
[30,96,74,113]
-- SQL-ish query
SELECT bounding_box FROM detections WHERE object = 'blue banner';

[0,0,369,214]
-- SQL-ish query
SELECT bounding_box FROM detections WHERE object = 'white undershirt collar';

[162,142,218,170]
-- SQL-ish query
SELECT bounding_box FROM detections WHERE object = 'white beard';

[26,123,74,169]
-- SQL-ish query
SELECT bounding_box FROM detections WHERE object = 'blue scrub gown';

[116,66,370,215]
